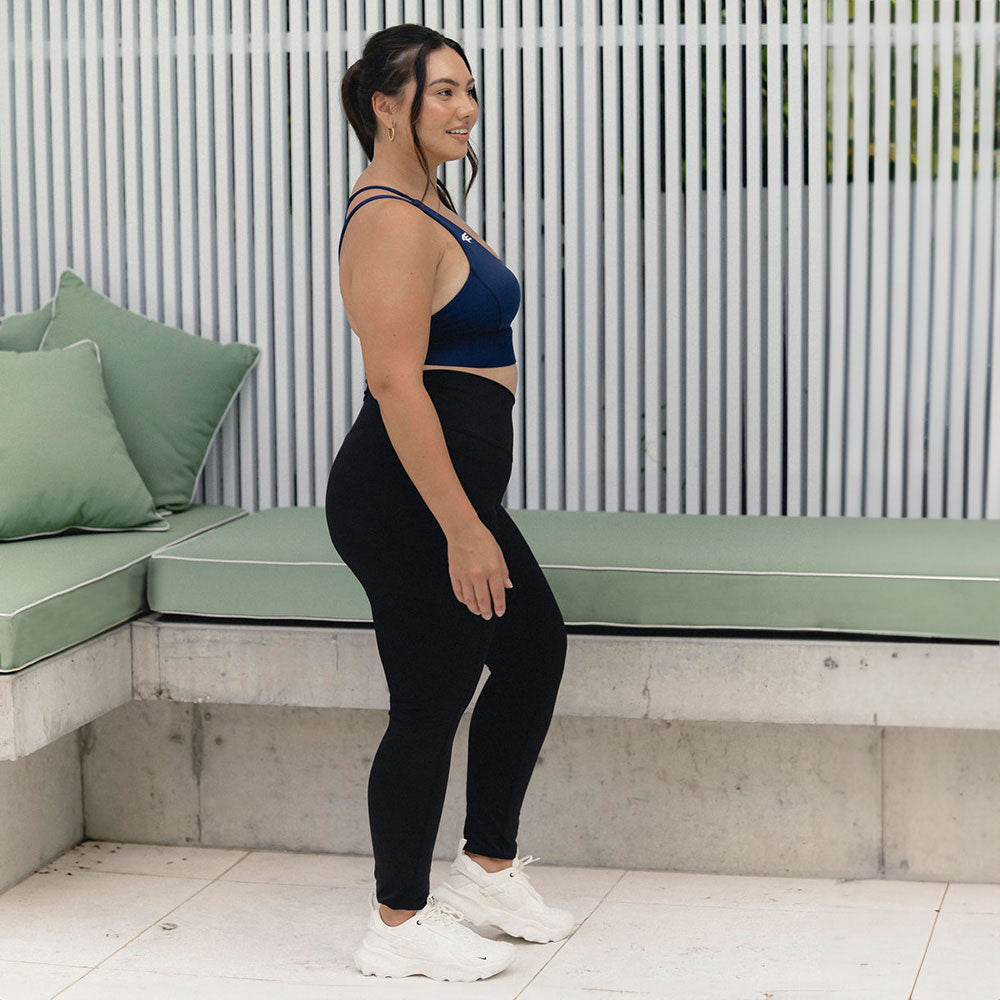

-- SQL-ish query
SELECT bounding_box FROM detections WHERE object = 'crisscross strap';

[338,185,417,257]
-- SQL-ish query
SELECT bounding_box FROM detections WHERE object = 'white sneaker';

[431,837,576,943]
[353,889,517,981]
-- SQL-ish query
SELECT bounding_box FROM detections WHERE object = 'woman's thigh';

[483,506,567,682]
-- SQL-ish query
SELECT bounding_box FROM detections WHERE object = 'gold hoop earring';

[388,123,395,142]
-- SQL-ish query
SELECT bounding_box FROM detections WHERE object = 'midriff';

[422,362,517,399]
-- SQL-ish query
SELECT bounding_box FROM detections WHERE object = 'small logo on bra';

[461,232,473,242]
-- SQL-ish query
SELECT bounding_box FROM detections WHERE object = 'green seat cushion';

[39,270,260,512]
[147,507,1000,641]
[0,340,166,541]
[0,505,247,673]
[0,301,53,351]
[148,507,372,623]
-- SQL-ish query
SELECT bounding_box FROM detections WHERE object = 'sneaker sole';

[353,940,515,981]
[432,883,572,943]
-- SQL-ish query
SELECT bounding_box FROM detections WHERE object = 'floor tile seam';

[592,899,952,914]
[906,883,952,999]
[45,848,256,997]
[513,866,631,999]
[48,964,364,994]
[38,867,221,882]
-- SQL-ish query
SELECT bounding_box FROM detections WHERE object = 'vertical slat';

[309,0,332,498]
[232,0,258,507]
[157,0,178,323]
[663,1,682,513]
[480,3,504,488]
[704,0,722,514]
[138,1,160,316]
[194,0,221,504]
[599,0,620,510]
[947,0,978,515]
[541,0,564,509]
[970,0,998,517]
[907,6,935,517]
[335,0,356,428]
[30,0,52,299]
[785,0,804,515]
[643,0,665,512]
[743,0,763,514]
[865,0,891,515]
[927,5,956,517]
[621,0,641,511]
[13,2,35,303]
[458,0,481,236]
[223,0,250,507]
[826,3,849,515]
[764,0,783,513]
[344,1,369,419]
[723,0,744,514]
[102,0,123,304]
[683,0,701,512]
[502,0,524,505]
[990,142,1000,517]
[522,0,544,508]
[250,0,275,506]
[906,7,934,517]
[562,3,583,510]
[581,3,603,509]
[83,0,104,292]
[289,0,313,503]
[176,0,197,338]
[269,0,293,505]
[887,0,913,516]
[121,1,142,314]
[0,2,15,311]
[805,0,826,516]
[440,0,462,209]
[845,0,871,516]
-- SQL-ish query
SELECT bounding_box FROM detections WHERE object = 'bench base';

[3,618,999,894]
[5,699,999,897]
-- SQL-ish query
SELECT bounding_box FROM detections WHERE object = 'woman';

[326,24,572,983]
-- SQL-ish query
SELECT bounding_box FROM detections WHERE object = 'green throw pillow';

[0,341,168,541]
[39,270,261,511]
[0,301,53,352]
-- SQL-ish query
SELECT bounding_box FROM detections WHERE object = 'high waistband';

[358,369,515,454]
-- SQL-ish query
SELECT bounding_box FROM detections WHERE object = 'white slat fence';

[1,1,998,518]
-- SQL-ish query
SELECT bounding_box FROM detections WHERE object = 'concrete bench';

[2,506,999,894]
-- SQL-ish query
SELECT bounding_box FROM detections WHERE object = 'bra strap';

[346,184,416,205]
[339,193,414,256]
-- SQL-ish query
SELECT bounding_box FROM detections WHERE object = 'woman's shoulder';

[341,181,444,262]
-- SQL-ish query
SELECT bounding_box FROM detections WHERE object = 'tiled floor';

[0,842,997,999]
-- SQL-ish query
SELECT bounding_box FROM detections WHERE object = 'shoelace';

[497,854,545,904]
[417,894,467,927]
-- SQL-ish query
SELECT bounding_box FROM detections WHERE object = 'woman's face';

[410,47,479,164]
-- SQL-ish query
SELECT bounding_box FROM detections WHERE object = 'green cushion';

[0,340,167,541]
[0,301,53,351]
[0,504,247,673]
[39,270,261,511]
[147,507,1000,641]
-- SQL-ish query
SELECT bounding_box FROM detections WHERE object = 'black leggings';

[324,369,567,911]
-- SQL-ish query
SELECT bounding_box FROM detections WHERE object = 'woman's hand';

[446,519,514,619]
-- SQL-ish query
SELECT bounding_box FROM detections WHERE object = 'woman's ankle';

[379,904,417,926]
[464,849,513,873]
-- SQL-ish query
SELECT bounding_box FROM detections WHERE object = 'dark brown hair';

[340,23,479,212]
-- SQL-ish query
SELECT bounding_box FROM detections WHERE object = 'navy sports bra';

[338,184,520,368]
